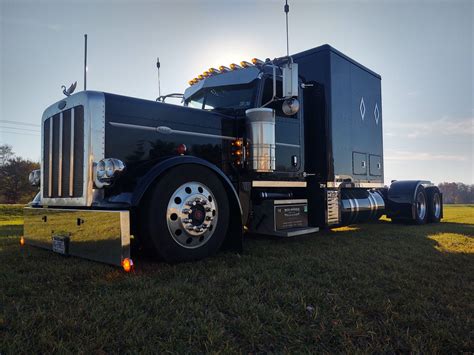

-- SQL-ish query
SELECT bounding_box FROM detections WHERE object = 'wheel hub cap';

[166,182,218,249]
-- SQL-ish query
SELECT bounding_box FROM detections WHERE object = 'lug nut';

[205,216,213,221]
[205,207,212,212]
[183,218,192,223]
[182,208,191,214]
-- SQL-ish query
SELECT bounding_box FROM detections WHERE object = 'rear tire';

[427,187,442,223]
[142,164,229,262]
[413,185,428,225]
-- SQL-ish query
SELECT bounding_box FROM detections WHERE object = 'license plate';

[52,236,69,255]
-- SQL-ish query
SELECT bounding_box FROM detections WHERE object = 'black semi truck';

[24,44,443,270]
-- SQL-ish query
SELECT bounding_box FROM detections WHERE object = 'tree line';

[0,145,39,204]
[0,144,473,204]
[438,182,474,204]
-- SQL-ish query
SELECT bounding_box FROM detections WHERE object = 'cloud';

[385,117,474,139]
[385,150,467,162]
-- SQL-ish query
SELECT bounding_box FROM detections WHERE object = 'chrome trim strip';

[48,116,53,197]
[109,121,300,147]
[326,182,385,188]
[273,199,307,205]
[109,121,237,141]
[276,142,300,148]
[58,112,63,196]
[252,180,307,188]
[69,108,75,197]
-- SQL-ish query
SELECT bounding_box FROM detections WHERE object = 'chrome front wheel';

[166,182,218,249]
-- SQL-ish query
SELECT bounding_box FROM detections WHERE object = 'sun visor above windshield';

[184,66,261,100]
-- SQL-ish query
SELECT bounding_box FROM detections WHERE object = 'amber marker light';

[20,236,25,246]
[198,74,204,80]
[202,71,210,77]
[240,61,252,68]
[251,58,264,65]
[208,68,219,74]
[188,79,195,86]
[219,65,230,72]
[230,63,242,70]
[122,258,134,272]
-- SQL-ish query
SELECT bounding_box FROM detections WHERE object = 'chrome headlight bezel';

[94,158,125,188]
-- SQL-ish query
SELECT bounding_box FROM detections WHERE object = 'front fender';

[132,156,243,252]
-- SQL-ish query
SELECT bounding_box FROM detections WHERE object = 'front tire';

[142,165,229,262]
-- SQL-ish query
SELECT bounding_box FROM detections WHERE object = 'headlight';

[94,158,125,188]
[28,169,41,186]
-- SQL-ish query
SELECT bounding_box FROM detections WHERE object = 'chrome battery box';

[249,199,319,237]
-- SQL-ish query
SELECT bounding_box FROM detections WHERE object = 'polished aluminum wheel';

[166,181,218,249]
[416,191,427,220]
[433,193,441,219]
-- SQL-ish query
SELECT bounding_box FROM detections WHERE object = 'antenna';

[156,57,161,98]
[284,0,290,57]
[84,34,88,91]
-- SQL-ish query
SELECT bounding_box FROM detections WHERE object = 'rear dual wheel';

[427,187,442,223]
[412,185,442,224]
[141,165,229,262]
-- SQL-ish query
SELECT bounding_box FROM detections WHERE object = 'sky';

[0,0,473,184]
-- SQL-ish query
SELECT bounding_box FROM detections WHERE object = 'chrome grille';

[43,106,84,198]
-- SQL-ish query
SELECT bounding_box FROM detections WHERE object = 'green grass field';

[1,205,473,353]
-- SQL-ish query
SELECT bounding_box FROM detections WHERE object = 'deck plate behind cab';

[24,207,130,266]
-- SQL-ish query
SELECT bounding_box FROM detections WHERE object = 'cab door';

[260,78,302,173]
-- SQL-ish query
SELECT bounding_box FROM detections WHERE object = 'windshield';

[186,83,256,114]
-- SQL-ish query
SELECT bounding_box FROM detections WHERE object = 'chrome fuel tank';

[340,189,385,225]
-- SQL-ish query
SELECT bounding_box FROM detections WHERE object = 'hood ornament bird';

[61,81,77,97]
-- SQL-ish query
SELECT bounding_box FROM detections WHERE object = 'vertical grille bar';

[43,118,51,198]
[69,108,75,197]
[58,112,63,196]
[48,116,53,197]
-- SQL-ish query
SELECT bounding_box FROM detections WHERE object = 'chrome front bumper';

[24,207,130,266]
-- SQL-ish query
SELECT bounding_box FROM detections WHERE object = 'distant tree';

[0,144,14,166]
[438,182,474,204]
[0,157,39,204]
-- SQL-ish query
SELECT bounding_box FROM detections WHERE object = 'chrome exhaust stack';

[245,108,276,172]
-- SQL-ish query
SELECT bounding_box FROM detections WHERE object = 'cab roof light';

[240,61,253,68]
[202,71,210,77]
[198,74,205,80]
[208,67,219,74]
[229,63,242,70]
[219,65,230,72]
[188,79,196,86]
[251,58,264,66]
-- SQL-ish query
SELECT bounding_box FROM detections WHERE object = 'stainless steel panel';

[40,91,105,206]
[369,154,382,176]
[352,152,368,175]
[24,207,130,266]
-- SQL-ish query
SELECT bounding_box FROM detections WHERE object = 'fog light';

[122,258,134,272]
[28,169,41,186]
[94,158,125,188]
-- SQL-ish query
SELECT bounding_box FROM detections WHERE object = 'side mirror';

[282,98,300,115]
